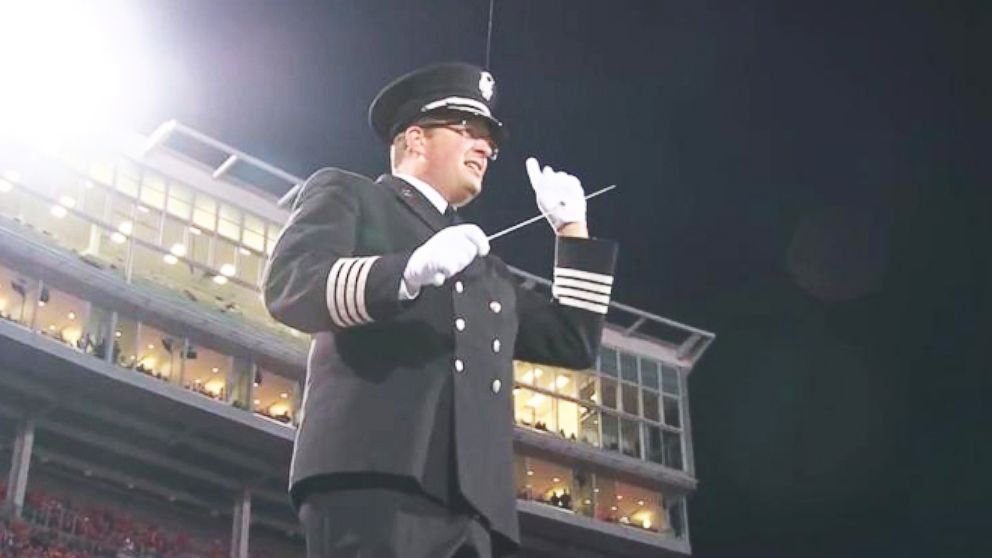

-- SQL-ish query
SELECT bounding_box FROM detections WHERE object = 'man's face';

[417,117,498,207]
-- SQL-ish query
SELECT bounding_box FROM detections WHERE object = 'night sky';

[133,1,987,555]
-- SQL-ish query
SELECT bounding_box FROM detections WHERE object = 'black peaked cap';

[368,62,504,143]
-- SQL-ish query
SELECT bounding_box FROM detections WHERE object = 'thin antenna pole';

[485,0,495,68]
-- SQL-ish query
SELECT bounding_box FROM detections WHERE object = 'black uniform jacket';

[262,168,618,549]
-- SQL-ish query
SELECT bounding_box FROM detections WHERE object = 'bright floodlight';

[0,0,157,148]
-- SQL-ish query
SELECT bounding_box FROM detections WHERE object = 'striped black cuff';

[325,256,380,327]
[553,237,618,315]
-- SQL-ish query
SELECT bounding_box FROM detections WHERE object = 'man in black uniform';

[263,62,618,558]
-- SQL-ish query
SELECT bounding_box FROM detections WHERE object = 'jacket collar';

[377,174,449,233]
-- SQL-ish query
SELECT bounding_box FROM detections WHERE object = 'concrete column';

[3,418,35,519]
[230,487,251,558]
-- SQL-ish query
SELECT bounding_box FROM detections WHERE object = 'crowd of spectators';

[0,481,250,558]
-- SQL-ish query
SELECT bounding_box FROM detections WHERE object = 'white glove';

[526,157,587,231]
[402,224,490,295]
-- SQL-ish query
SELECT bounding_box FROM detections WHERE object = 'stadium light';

[0,0,159,149]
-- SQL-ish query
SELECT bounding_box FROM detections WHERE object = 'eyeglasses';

[418,119,500,161]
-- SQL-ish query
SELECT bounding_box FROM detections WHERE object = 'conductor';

[263,62,618,558]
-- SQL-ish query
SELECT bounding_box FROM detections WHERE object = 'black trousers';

[298,488,493,558]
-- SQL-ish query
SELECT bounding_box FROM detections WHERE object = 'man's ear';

[405,126,427,158]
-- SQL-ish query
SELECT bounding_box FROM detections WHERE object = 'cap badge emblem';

[479,71,495,101]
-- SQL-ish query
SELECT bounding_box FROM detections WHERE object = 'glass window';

[552,368,579,398]
[601,413,619,452]
[33,285,86,349]
[621,383,639,416]
[620,351,638,383]
[134,322,180,382]
[266,223,282,255]
[109,191,135,236]
[533,365,555,392]
[576,370,599,405]
[80,304,112,361]
[0,269,34,326]
[252,369,298,423]
[525,456,574,511]
[513,453,529,500]
[166,182,193,220]
[132,204,162,244]
[643,391,660,422]
[667,497,687,539]
[661,365,680,395]
[513,360,534,385]
[25,195,92,257]
[89,222,130,275]
[645,425,663,465]
[162,216,188,261]
[640,359,659,391]
[572,465,595,518]
[139,172,167,210]
[49,167,84,212]
[115,159,140,198]
[614,479,663,533]
[214,238,238,276]
[228,357,253,410]
[0,176,26,222]
[216,280,272,331]
[556,398,579,441]
[663,395,681,428]
[236,249,263,285]
[663,431,683,470]
[578,406,600,447]
[243,214,266,253]
[182,343,231,401]
[189,227,211,266]
[594,475,618,523]
[620,418,640,458]
[599,347,618,377]
[192,194,217,232]
[217,203,241,241]
[113,315,138,370]
[131,241,188,295]
[600,377,617,409]
[513,361,555,393]
[81,180,109,222]
[87,157,115,186]
[513,386,554,432]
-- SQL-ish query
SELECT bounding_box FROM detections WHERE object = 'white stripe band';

[554,267,614,286]
[327,259,353,327]
[342,259,363,325]
[553,286,612,305]
[421,96,492,117]
[353,256,378,323]
[553,276,613,295]
[335,259,358,327]
[557,296,609,315]
[327,256,380,328]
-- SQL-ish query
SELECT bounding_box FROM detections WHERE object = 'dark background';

[135,1,989,556]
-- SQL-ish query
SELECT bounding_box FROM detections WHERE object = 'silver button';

[492,339,501,353]
[489,301,502,313]
[455,281,464,293]
[455,318,466,331]
[454,359,464,372]
[491,379,502,393]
